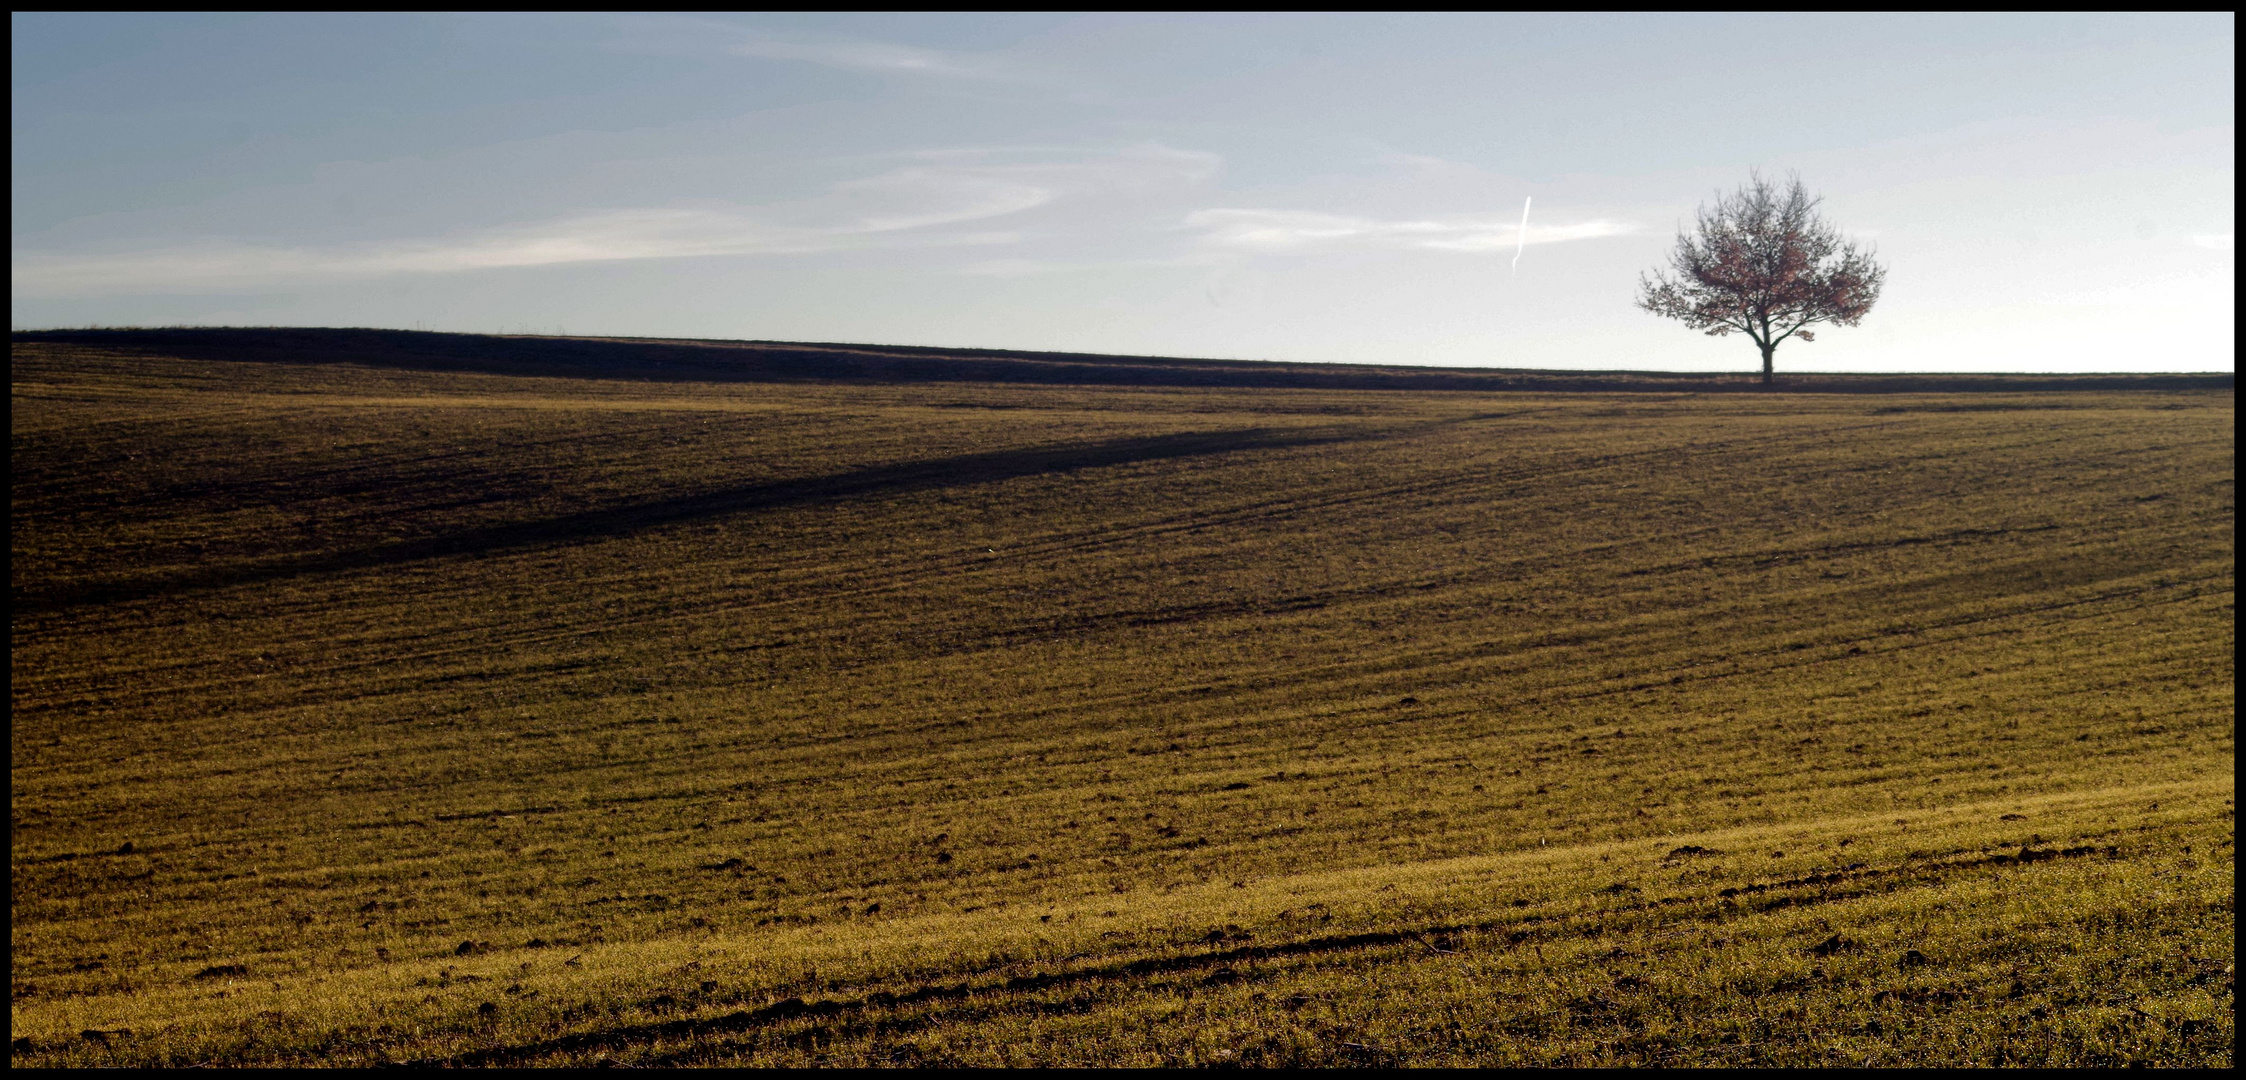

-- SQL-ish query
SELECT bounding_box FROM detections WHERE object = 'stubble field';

[9,333,2234,1066]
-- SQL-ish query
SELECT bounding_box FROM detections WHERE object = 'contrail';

[1512,195,1531,276]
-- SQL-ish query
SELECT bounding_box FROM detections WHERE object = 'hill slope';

[10,334,2234,1066]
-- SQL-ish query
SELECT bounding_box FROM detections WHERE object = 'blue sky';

[11,13,2234,371]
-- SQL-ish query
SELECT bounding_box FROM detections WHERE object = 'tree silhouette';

[1638,172,1885,384]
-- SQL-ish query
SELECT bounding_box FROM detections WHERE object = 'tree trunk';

[1760,342,1775,385]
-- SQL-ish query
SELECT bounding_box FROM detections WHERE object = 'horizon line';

[10,324,2237,378]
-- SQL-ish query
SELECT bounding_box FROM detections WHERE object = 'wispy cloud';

[729,33,1011,80]
[1185,208,1639,255]
[12,145,1218,297]
[18,201,1034,296]
[602,15,1021,82]
[954,258,1075,278]
[12,201,1024,299]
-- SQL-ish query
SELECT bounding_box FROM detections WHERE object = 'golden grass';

[10,339,2233,1065]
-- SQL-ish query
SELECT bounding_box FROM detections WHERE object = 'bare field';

[9,335,2234,1066]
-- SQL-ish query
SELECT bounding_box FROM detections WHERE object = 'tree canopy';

[1637,172,1885,383]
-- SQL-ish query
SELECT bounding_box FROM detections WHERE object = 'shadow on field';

[18,426,1354,613]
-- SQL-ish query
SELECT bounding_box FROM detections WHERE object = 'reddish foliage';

[1638,172,1885,381]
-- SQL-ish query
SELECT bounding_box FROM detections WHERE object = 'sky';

[10,12,2235,372]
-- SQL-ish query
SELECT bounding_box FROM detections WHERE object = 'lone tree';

[1637,172,1885,384]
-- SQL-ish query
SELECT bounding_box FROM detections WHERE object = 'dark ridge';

[13,327,2234,393]
[11,425,1354,615]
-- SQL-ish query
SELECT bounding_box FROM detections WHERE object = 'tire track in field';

[1006,569,2226,749]
[41,399,2081,644]
[9,404,1767,633]
[388,838,2145,1067]
[5,423,1805,713]
[8,440,2155,724]
[6,416,2183,713]
[538,410,2108,647]
[190,418,1807,664]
